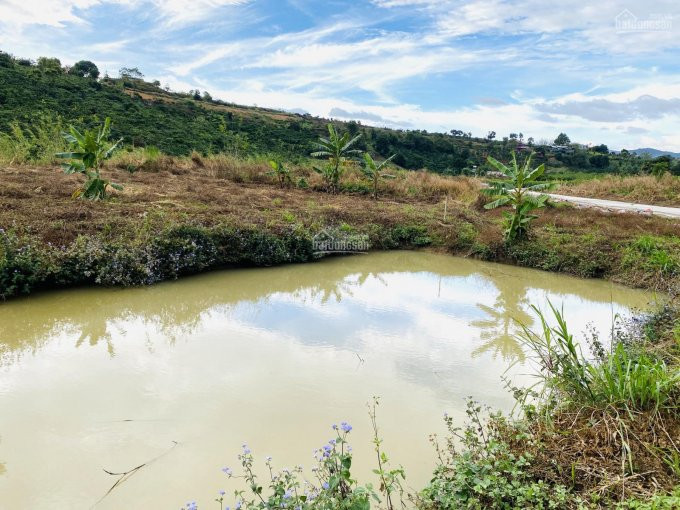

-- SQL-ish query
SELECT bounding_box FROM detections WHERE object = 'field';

[557,174,680,207]
[2,158,680,300]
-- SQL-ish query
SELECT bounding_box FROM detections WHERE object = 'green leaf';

[484,196,511,210]
[55,152,85,159]
[486,156,510,176]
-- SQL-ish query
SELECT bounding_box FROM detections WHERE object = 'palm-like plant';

[311,123,362,192]
[362,153,396,199]
[268,159,291,188]
[56,117,123,200]
[482,152,555,242]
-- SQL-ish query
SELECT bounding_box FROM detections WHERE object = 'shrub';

[0,230,45,299]
[420,401,572,509]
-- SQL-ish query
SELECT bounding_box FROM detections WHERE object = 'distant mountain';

[629,148,680,159]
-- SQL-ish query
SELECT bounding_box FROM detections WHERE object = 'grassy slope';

[0,63,484,171]
[0,61,660,175]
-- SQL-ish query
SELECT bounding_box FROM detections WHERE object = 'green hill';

[0,51,672,176]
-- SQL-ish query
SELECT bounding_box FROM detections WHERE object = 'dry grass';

[558,174,680,207]
[0,163,454,246]
[2,160,680,292]
[515,407,680,503]
[106,151,481,203]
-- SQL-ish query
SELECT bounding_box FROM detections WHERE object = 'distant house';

[548,144,574,153]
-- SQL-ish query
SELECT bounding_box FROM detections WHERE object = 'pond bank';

[1,165,679,299]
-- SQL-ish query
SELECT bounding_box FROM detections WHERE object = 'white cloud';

[151,0,252,26]
[0,0,102,28]
[374,0,680,54]
[0,0,251,29]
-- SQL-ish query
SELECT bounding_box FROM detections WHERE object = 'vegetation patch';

[419,302,680,509]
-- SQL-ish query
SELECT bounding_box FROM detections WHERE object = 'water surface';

[0,252,652,508]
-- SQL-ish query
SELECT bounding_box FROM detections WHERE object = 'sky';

[1,0,679,151]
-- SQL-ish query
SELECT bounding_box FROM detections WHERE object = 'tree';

[69,60,99,79]
[486,131,496,141]
[311,123,362,193]
[592,144,609,154]
[362,153,396,199]
[554,133,570,145]
[589,154,610,170]
[0,51,13,68]
[37,57,62,75]
[55,117,123,200]
[509,133,518,140]
[482,153,555,242]
[527,137,534,146]
[119,67,144,79]
[651,161,670,178]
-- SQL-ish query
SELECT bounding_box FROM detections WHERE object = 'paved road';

[535,192,680,219]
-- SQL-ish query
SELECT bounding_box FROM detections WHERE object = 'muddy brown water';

[0,251,653,508]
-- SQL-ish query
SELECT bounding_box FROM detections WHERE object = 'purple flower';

[222,467,233,476]
[332,424,338,430]
[219,490,225,496]
[340,422,352,433]
[322,482,330,490]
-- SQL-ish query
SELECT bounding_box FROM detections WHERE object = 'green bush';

[0,230,45,299]
[0,224,317,299]
[420,401,572,510]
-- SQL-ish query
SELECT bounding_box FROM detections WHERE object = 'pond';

[0,251,652,508]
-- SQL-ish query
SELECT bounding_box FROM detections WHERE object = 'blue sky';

[1,0,679,150]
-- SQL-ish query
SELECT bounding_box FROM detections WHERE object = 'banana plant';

[482,152,555,242]
[311,123,362,193]
[55,117,123,200]
[362,153,396,199]
[268,159,292,188]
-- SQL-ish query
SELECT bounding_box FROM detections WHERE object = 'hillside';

[631,148,680,159]
[0,51,674,176]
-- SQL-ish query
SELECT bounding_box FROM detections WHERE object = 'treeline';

[0,51,678,176]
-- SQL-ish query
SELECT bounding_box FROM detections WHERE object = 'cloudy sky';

[1,0,679,150]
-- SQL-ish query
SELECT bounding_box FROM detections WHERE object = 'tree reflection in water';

[0,252,650,367]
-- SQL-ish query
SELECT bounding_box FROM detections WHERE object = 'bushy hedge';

[0,222,433,299]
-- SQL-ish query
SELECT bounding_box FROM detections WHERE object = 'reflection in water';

[0,251,652,509]
[471,266,533,361]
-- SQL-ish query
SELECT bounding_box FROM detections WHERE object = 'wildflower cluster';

[184,423,380,510]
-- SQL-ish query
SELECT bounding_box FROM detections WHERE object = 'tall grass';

[105,150,481,202]
[518,301,680,413]
[0,113,68,165]
[558,174,680,206]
